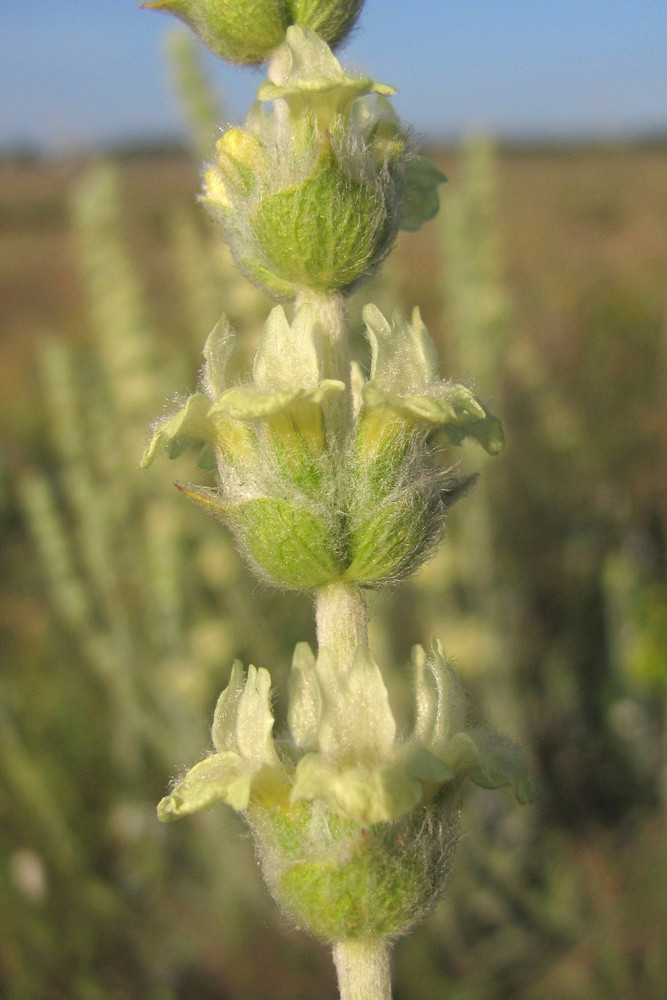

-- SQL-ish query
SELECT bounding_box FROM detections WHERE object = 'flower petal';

[260,27,395,126]
[315,647,396,762]
[202,314,237,399]
[253,305,322,392]
[291,754,423,824]
[363,304,439,394]
[211,661,246,753]
[235,665,279,766]
[288,642,321,749]
[412,642,467,756]
[212,382,343,422]
[157,751,254,821]
[141,393,216,468]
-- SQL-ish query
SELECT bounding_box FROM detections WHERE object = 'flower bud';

[142,0,364,66]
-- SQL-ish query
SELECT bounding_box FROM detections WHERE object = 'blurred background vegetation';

[1,29,666,1000]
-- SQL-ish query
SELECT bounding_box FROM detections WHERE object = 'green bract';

[142,0,364,65]
[201,28,445,299]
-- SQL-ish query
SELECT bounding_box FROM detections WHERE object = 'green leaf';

[443,730,535,804]
[401,155,447,232]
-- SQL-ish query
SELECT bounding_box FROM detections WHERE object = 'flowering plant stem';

[316,582,368,665]
[140,6,533,999]
[333,939,392,1000]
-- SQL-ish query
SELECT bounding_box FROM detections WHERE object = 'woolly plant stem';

[332,939,392,1000]
[316,581,368,664]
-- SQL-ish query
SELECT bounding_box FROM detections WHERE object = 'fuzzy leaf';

[345,492,444,585]
[229,498,341,589]
[251,152,395,294]
[401,155,447,232]
[141,0,290,65]
[443,730,535,804]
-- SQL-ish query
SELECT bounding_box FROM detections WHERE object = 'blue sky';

[2,0,666,152]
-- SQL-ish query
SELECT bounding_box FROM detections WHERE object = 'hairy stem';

[333,939,392,1000]
[316,581,368,664]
